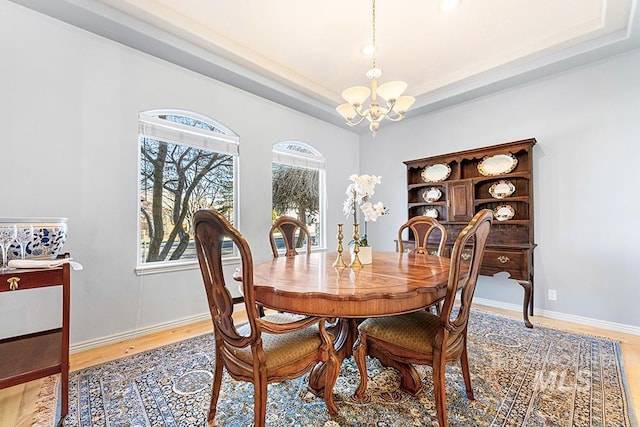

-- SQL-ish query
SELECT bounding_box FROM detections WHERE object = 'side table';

[0,260,71,426]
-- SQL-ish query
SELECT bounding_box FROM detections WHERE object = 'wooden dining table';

[252,251,458,399]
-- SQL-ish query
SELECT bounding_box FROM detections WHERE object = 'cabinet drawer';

[482,250,524,269]
[458,249,523,266]
[479,250,526,280]
[1,269,64,292]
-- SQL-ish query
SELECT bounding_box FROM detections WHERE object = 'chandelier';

[336,0,415,135]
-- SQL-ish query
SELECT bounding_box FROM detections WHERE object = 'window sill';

[135,257,241,276]
[135,248,326,276]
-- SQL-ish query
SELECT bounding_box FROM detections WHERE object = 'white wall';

[360,48,640,327]
[0,2,358,344]
[2,2,638,346]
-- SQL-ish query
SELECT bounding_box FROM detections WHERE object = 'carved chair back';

[194,209,261,345]
[440,208,493,342]
[397,216,448,255]
[269,216,312,257]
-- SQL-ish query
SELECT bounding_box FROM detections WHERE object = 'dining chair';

[353,209,493,427]
[269,215,312,257]
[397,216,448,255]
[194,209,339,426]
[397,216,449,314]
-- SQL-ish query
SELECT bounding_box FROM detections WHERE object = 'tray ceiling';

[10,0,640,131]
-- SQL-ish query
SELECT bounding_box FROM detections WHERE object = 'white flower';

[344,174,382,207]
[360,201,387,222]
[360,202,375,221]
[372,201,386,219]
[351,174,381,200]
[343,174,388,245]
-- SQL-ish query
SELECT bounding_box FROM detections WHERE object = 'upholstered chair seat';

[357,311,464,355]
[234,314,326,371]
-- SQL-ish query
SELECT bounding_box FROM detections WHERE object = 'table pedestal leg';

[366,347,423,395]
[308,318,357,396]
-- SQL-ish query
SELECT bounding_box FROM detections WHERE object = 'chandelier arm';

[350,104,372,119]
[345,116,367,126]
[383,113,406,122]
[380,100,404,121]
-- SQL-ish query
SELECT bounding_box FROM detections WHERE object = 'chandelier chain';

[371,0,376,69]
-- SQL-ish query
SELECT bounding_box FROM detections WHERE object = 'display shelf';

[0,329,62,387]
[474,196,529,205]
[403,139,536,328]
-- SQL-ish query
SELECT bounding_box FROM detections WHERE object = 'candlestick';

[333,224,346,268]
[350,223,363,270]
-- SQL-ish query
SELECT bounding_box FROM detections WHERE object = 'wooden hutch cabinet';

[402,139,536,327]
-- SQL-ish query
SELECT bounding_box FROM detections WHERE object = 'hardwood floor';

[1,305,638,426]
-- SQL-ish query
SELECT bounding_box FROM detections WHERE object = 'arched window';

[137,110,238,272]
[272,141,326,251]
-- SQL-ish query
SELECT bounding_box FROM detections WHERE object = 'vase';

[351,246,372,265]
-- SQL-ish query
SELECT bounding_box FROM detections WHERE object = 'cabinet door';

[447,182,474,222]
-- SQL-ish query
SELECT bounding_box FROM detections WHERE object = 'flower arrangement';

[342,174,387,247]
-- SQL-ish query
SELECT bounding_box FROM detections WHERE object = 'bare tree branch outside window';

[139,115,234,263]
[272,163,320,248]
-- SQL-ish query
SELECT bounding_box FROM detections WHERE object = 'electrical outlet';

[548,289,557,301]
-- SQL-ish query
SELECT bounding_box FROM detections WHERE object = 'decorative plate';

[421,163,451,182]
[493,204,515,221]
[423,208,439,219]
[422,187,442,203]
[488,180,516,199]
[478,153,518,176]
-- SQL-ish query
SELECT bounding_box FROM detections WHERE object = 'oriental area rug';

[48,310,636,426]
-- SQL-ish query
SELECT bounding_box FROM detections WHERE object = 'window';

[138,110,238,272]
[272,141,326,251]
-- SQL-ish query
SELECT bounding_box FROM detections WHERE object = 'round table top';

[252,251,452,318]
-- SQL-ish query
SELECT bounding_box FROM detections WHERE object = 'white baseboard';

[473,297,640,336]
[70,312,211,354]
